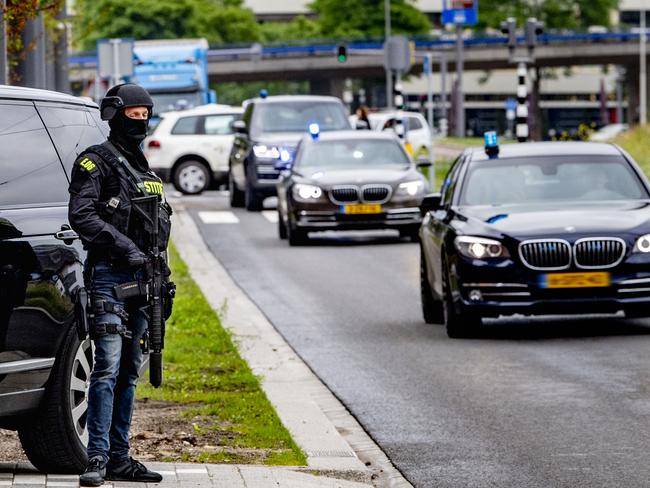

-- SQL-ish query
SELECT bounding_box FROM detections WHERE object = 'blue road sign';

[423,54,431,75]
[442,0,478,26]
[505,97,518,111]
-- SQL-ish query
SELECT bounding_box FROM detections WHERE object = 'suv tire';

[18,326,93,474]
[173,160,210,195]
[245,180,264,211]
[229,171,245,208]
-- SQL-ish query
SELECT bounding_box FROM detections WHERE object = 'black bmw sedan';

[277,131,430,245]
[420,141,650,338]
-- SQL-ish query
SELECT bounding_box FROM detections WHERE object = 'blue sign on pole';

[442,0,478,26]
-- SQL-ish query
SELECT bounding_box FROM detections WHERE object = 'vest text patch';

[143,180,164,195]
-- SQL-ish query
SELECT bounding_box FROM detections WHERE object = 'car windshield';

[297,139,410,170]
[253,101,350,134]
[459,155,649,206]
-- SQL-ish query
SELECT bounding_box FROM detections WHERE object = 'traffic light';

[337,44,348,63]
[500,17,517,53]
[525,18,544,51]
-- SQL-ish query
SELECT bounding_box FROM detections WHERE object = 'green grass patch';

[138,244,306,466]
[612,125,650,176]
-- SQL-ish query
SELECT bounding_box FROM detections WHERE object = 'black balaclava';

[104,84,154,170]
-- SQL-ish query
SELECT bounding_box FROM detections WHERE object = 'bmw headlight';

[253,144,280,159]
[634,234,650,253]
[455,236,510,259]
[396,180,425,197]
[293,184,323,201]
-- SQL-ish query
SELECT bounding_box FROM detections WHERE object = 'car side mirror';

[416,158,433,169]
[355,120,369,130]
[232,120,247,134]
[420,193,442,215]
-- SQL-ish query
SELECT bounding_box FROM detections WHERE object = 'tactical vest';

[81,141,172,255]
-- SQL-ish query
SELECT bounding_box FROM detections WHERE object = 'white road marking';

[198,211,240,224]
[156,471,177,476]
[262,211,279,223]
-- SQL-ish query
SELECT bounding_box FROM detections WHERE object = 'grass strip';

[613,126,650,176]
[138,244,306,466]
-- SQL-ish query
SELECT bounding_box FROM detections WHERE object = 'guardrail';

[69,31,647,67]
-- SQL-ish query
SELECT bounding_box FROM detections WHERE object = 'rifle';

[130,194,167,388]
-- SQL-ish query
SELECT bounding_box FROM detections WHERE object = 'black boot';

[106,457,163,483]
[79,457,106,487]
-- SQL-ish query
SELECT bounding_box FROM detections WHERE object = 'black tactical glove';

[125,244,147,268]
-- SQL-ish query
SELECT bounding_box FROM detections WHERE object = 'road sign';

[442,0,478,26]
[384,35,412,73]
[97,38,134,83]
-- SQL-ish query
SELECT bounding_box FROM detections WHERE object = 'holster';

[163,281,176,320]
[74,288,90,341]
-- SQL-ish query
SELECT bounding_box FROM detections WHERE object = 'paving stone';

[12,474,45,484]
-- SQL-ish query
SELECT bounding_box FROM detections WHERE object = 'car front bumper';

[294,207,422,232]
[452,258,650,318]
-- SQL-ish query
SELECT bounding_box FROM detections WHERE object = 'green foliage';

[72,0,260,50]
[613,126,650,176]
[309,0,431,38]
[477,0,619,30]
[259,16,322,44]
[138,244,306,465]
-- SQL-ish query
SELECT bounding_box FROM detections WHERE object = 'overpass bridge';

[70,32,649,121]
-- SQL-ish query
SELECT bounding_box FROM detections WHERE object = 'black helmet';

[100,83,153,121]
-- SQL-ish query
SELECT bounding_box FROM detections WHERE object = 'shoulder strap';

[101,141,147,195]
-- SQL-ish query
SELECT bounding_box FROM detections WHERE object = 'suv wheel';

[245,180,264,211]
[174,160,210,195]
[229,171,245,208]
[442,261,482,338]
[18,326,93,473]
[421,248,443,324]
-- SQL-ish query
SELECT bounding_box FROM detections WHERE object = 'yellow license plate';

[341,204,382,214]
[541,272,611,289]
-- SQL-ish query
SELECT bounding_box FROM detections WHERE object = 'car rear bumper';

[294,207,422,232]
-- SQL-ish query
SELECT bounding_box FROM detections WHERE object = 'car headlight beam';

[253,144,281,159]
[455,236,510,259]
[293,183,323,201]
[397,180,425,197]
[634,234,650,253]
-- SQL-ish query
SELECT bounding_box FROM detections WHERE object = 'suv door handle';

[55,225,79,244]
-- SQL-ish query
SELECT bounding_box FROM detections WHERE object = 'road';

[178,190,650,488]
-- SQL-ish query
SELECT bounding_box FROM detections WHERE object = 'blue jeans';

[86,261,147,463]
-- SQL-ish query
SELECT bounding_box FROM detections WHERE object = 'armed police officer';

[68,83,173,486]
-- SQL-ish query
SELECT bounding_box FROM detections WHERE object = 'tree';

[476,0,619,30]
[260,16,322,44]
[72,0,260,50]
[309,0,431,39]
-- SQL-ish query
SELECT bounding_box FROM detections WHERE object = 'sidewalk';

[0,462,373,487]
[0,202,413,488]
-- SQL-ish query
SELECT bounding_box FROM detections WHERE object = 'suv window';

[251,101,349,134]
[408,116,423,130]
[171,116,200,135]
[204,114,240,135]
[0,102,69,207]
[36,103,106,176]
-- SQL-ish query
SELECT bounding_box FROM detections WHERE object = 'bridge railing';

[69,31,648,67]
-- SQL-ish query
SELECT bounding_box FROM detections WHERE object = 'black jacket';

[68,139,169,263]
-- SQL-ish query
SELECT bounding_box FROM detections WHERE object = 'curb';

[171,204,413,488]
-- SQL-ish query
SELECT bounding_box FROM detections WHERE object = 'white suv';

[144,104,243,194]
[351,111,433,158]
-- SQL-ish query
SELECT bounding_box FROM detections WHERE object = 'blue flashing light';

[309,123,320,140]
[259,88,268,99]
[484,131,500,159]
[279,148,292,163]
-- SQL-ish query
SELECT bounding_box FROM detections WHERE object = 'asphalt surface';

[179,190,650,488]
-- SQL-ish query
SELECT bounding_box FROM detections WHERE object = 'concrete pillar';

[309,78,345,99]
[16,14,47,89]
[54,6,69,93]
[627,64,643,126]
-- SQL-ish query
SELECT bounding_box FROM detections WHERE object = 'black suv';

[228,95,351,211]
[0,86,107,472]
